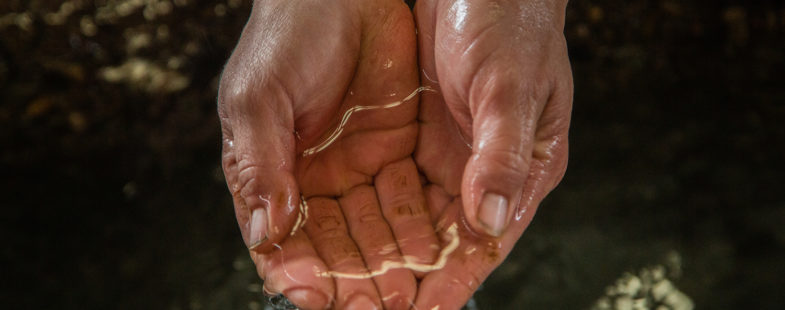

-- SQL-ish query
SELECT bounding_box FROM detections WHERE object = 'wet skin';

[411,0,572,308]
[218,0,572,309]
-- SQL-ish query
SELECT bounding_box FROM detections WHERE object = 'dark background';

[2,0,783,309]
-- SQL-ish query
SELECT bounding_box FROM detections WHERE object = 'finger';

[414,199,533,309]
[218,85,300,254]
[339,185,417,310]
[252,230,334,310]
[518,81,572,222]
[375,158,440,269]
[303,197,383,310]
[423,184,452,225]
[222,138,252,244]
[527,54,573,200]
[459,75,550,237]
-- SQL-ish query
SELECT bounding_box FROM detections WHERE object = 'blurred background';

[1,0,783,309]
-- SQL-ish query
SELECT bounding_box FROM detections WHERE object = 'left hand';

[411,0,573,308]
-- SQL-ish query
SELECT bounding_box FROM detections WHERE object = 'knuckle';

[386,199,427,220]
[236,163,263,196]
[479,148,530,183]
[328,248,363,268]
[217,74,253,109]
[219,71,292,109]
[314,226,344,242]
[387,168,412,189]
[315,236,362,266]
[306,200,348,241]
[387,191,417,208]
[221,149,238,186]
[357,205,385,224]
[314,215,344,234]
[467,68,553,125]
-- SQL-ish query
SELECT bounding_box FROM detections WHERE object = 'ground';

[1,0,784,309]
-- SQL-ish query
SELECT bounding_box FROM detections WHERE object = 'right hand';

[218,0,437,308]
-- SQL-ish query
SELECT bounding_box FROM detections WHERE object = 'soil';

[2,0,784,309]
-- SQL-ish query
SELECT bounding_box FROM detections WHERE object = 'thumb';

[461,82,544,237]
[219,85,300,254]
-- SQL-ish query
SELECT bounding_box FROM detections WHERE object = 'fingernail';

[345,294,378,310]
[384,294,411,310]
[478,192,509,237]
[284,287,329,310]
[249,208,268,249]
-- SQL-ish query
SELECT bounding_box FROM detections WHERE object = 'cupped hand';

[218,0,440,308]
[411,0,573,308]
